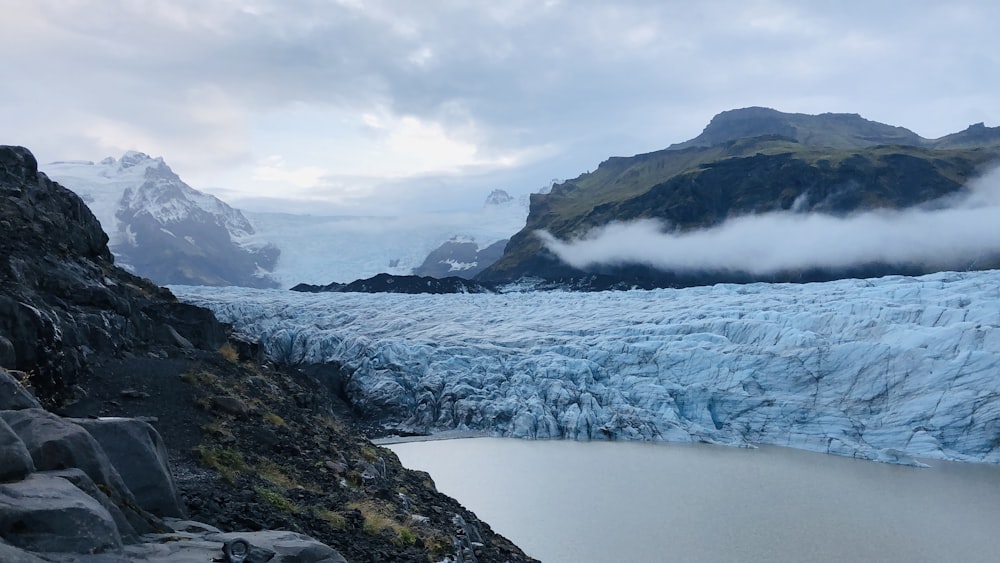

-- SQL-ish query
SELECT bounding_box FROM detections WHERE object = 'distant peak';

[669,107,922,151]
[119,150,163,169]
[485,189,514,206]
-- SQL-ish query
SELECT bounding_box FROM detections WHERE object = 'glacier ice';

[173,270,1000,465]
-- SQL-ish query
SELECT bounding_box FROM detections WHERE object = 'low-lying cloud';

[538,170,1000,275]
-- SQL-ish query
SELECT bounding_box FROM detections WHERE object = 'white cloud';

[3,0,999,214]
[539,170,1000,275]
[252,156,328,190]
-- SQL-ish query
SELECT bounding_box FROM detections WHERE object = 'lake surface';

[387,438,1000,563]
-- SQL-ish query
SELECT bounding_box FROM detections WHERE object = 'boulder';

[0,473,122,554]
[0,409,131,500]
[46,468,141,544]
[0,540,49,563]
[0,369,40,410]
[0,409,167,535]
[74,417,185,518]
[50,527,348,562]
[0,336,14,368]
[0,417,34,482]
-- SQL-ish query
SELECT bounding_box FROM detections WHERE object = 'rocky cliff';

[412,238,508,279]
[1,146,226,404]
[45,152,280,288]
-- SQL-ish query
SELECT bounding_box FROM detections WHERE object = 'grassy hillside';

[481,108,1000,282]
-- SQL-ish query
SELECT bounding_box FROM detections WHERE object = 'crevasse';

[173,269,1000,466]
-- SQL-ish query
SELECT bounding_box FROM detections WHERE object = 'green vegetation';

[217,342,239,364]
[180,369,220,387]
[485,131,1000,279]
[254,458,300,490]
[346,500,416,545]
[312,507,347,529]
[263,411,286,426]
[254,485,301,514]
[196,446,246,483]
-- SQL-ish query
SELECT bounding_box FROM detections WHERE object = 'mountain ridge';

[45,153,280,288]
[479,108,1000,286]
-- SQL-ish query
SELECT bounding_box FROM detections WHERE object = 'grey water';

[387,438,1000,563]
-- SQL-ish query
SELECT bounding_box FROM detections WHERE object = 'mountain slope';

[480,108,1000,284]
[45,153,279,288]
[0,145,226,403]
[667,107,926,150]
[412,237,508,278]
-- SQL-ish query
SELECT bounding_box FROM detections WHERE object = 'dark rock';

[0,409,135,509]
[0,418,34,482]
[0,540,48,563]
[73,417,185,518]
[0,473,122,554]
[145,301,228,352]
[412,238,508,279]
[290,281,345,293]
[212,396,249,416]
[484,189,514,205]
[293,273,498,295]
[0,336,14,368]
[0,369,40,410]
[46,468,142,543]
[0,145,228,404]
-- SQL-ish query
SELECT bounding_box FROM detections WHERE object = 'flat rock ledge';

[0,368,345,562]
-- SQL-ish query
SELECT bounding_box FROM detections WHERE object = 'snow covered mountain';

[174,269,1000,466]
[45,155,529,288]
[44,153,279,287]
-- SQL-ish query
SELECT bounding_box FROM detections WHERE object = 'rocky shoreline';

[0,145,536,562]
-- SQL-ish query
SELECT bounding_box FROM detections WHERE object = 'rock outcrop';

[0,368,347,562]
[73,417,184,518]
[293,272,499,294]
[412,238,508,279]
[1,145,226,404]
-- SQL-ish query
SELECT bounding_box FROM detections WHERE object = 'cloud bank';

[5,1,1000,215]
[538,170,1000,275]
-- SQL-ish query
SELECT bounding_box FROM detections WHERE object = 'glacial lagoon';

[388,438,1000,563]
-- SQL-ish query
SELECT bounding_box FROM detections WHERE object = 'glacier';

[242,202,527,287]
[172,270,1000,465]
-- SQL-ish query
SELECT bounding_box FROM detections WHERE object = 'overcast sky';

[2,1,998,215]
